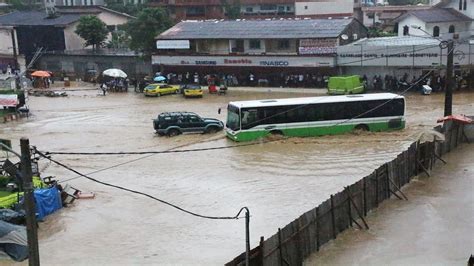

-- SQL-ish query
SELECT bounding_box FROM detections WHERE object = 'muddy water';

[0,87,473,265]
[304,144,474,265]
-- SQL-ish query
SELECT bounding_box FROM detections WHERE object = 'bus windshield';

[227,105,240,131]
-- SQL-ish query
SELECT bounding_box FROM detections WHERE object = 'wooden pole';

[20,138,40,266]
[444,40,454,116]
[315,207,320,251]
[375,170,379,207]
[363,177,367,216]
[330,195,337,239]
[245,208,250,266]
[344,187,369,230]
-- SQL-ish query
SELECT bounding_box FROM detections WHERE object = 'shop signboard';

[156,40,190,49]
[152,55,335,67]
[299,39,337,55]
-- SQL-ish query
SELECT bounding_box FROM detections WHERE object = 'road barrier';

[227,120,470,266]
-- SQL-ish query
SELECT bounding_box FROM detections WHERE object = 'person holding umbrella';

[31,70,51,89]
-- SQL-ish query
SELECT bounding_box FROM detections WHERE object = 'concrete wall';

[38,53,151,79]
[64,22,86,50]
[295,0,353,16]
[96,11,130,27]
[397,16,426,37]
[425,21,471,40]
[398,13,472,39]
[0,28,14,56]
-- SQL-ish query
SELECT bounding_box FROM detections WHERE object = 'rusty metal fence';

[227,121,469,266]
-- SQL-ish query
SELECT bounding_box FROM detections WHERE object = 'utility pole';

[444,40,454,116]
[20,138,40,266]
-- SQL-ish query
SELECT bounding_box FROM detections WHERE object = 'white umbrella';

[102,68,127,78]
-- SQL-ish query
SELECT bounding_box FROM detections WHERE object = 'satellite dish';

[341,34,349,40]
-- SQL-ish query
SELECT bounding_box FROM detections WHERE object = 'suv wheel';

[167,129,180,137]
[205,126,218,134]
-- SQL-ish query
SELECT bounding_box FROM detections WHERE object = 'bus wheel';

[269,130,284,136]
[354,124,369,131]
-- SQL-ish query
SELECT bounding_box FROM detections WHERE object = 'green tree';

[124,8,173,55]
[75,15,109,50]
[368,27,396,37]
[222,0,241,19]
[107,29,129,49]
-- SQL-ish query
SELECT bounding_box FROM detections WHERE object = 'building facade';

[153,18,367,85]
[0,8,132,64]
[148,0,355,22]
[337,36,473,84]
[395,6,472,40]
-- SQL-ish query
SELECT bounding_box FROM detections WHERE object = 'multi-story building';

[148,0,355,22]
[152,18,367,84]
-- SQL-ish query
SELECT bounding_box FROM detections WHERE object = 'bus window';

[242,109,258,129]
[227,105,240,131]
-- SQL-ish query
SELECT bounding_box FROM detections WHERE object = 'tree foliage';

[368,27,396,37]
[222,0,241,19]
[124,8,173,55]
[107,29,129,49]
[75,15,109,50]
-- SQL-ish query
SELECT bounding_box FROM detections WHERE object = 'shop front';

[152,55,336,87]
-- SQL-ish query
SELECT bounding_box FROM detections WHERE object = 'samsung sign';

[152,56,335,67]
[156,40,190,49]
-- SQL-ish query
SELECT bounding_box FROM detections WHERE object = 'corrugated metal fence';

[227,121,469,266]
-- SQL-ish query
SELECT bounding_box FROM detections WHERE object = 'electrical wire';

[39,53,438,158]
[34,148,248,220]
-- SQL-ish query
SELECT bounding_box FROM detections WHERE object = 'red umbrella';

[31,71,51,78]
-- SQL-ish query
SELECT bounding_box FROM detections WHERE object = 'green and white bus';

[226,93,405,142]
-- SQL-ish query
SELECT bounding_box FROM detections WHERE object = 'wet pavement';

[0,85,473,265]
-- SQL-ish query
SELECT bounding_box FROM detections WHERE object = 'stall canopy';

[0,95,19,107]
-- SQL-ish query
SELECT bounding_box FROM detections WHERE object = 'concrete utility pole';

[20,138,40,266]
[444,40,454,116]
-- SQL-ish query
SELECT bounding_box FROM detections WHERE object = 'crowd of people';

[162,71,332,88]
[158,70,473,92]
[99,78,129,95]
[362,71,473,92]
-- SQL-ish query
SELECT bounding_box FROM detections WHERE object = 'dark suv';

[153,112,224,136]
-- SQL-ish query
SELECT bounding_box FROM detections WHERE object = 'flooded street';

[1,86,473,265]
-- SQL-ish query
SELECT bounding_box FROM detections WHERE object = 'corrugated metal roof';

[348,36,440,46]
[396,8,472,23]
[158,18,355,40]
[0,11,81,26]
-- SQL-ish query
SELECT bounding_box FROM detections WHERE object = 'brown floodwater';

[0,86,473,265]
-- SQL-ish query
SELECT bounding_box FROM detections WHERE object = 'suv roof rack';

[158,111,198,117]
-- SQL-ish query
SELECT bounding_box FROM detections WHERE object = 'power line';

[41,141,269,156]
[40,64,435,158]
[34,148,248,220]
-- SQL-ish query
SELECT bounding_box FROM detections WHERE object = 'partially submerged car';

[144,83,179,97]
[327,75,365,95]
[180,84,203,98]
[153,112,224,136]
